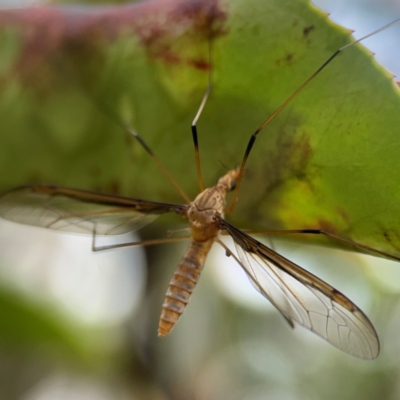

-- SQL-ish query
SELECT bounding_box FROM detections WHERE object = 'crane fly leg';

[166,227,191,237]
[191,39,213,192]
[91,231,190,252]
[220,229,400,262]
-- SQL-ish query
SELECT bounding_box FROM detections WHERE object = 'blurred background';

[0,0,400,399]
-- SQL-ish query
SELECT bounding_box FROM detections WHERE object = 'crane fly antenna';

[226,17,400,214]
[191,36,214,192]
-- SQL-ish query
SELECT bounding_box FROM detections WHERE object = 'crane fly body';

[1,16,400,360]
[159,168,239,336]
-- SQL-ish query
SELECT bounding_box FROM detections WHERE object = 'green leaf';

[0,0,399,263]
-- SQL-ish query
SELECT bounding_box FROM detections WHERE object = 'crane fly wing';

[220,220,379,360]
[0,185,187,235]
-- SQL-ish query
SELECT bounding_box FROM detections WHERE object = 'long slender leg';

[225,18,400,214]
[91,231,190,252]
[191,39,214,192]
[166,227,191,237]
[52,53,191,204]
[222,228,400,262]
[87,96,191,204]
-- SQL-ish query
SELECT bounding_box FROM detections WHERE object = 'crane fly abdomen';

[158,238,214,336]
[158,169,240,336]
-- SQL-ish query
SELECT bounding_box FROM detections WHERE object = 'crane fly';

[1,16,400,360]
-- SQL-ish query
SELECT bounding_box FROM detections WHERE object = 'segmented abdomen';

[158,239,214,336]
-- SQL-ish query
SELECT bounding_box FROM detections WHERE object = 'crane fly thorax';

[187,187,224,242]
[187,169,240,243]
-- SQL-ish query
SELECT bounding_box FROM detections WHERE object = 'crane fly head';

[217,168,241,193]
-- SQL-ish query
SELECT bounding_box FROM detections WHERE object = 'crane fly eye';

[229,179,236,191]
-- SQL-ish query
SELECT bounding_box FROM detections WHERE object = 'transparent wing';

[0,185,188,235]
[220,219,379,360]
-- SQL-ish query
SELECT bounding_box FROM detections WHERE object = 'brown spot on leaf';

[335,207,350,225]
[303,25,315,37]
[92,180,120,195]
[108,180,121,195]
[191,59,212,71]
[0,0,228,89]
[134,0,227,67]
[381,228,400,251]
[291,131,312,172]
[316,219,339,235]
[250,120,314,217]
[275,52,296,67]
